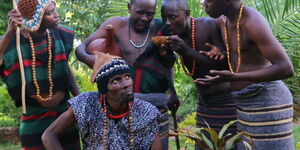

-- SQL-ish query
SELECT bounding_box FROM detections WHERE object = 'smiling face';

[203,0,227,18]
[106,73,134,104]
[161,1,189,35]
[128,0,156,32]
[40,2,60,29]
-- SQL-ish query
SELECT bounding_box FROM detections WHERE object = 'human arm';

[0,9,22,65]
[167,68,180,113]
[199,20,226,60]
[67,65,80,96]
[150,134,163,150]
[195,11,294,84]
[168,35,227,70]
[75,17,121,68]
[41,108,76,150]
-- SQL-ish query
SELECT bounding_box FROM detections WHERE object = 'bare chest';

[115,26,154,65]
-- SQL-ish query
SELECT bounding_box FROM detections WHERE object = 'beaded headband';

[17,0,56,31]
[94,58,131,94]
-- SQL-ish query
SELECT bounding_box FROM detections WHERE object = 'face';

[161,2,189,35]
[106,73,134,104]
[203,0,227,18]
[128,0,156,32]
[40,2,60,29]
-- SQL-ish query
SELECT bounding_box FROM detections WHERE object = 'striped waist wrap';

[19,101,80,150]
[196,92,237,134]
[233,80,294,150]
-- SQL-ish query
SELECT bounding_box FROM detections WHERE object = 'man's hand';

[168,35,188,55]
[194,70,235,85]
[167,94,180,114]
[199,43,225,60]
[7,9,22,33]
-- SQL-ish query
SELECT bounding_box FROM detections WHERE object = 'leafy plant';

[0,84,21,127]
[172,120,252,150]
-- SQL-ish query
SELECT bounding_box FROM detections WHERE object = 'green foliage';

[179,112,196,128]
[0,141,20,150]
[174,62,198,117]
[293,126,300,149]
[0,84,21,127]
[56,0,131,40]
[176,120,252,150]
[0,0,12,35]
[73,68,97,93]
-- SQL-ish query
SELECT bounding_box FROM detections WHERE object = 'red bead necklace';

[99,95,132,119]
[180,17,196,76]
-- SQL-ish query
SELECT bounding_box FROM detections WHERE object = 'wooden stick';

[172,110,180,150]
[12,0,26,114]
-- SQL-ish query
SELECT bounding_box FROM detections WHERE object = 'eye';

[125,75,130,79]
[136,11,144,15]
[112,80,118,84]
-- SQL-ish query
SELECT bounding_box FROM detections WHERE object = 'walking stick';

[12,0,27,114]
[172,109,180,150]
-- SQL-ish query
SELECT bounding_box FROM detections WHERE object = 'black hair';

[162,0,189,11]
[130,0,157,5]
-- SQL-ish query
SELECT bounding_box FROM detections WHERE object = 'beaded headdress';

[95,58,131,94]
[17,0,55,31]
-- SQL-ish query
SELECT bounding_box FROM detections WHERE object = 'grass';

[293,126,300,150]
[1,126,298,149]
[0,142,20,150]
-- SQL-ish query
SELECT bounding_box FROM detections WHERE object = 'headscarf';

[17,0,56,31]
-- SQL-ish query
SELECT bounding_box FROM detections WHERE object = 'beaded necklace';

[224,3,244,73]
[128,19,150,49]
[28,29,53,101]
[100,95,135,150]
[180,17,196,76]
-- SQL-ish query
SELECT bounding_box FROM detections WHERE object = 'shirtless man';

[160,0,237,148]
[197,0,294,149]
[0,0,80,149]
[75,0,178,149]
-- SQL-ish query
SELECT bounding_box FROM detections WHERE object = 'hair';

[162,0,189,11]
[130,0,157,5]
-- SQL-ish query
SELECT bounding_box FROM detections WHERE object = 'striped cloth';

[0,25,81,149]
[20,100,80,150]
[196,92,237,150]
[233,80,294,150]
[196,92,237,136]
[0,24,74,107]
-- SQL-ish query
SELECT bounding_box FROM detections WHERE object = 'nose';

[54,11,59,18]
[122,77,132,89]
[165,18,171,26]
[140,14,148,22]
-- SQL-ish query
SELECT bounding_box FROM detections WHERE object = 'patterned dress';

[68,92,161,150]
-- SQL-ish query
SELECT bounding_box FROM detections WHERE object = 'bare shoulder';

[99,16,129,29]
[196,17,219,33]
[215,15,226,28]
[243,6,270,31]
[196,17,217,28]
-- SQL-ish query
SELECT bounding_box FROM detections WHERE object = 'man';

[76,0,178,148]
[196,0,294,149]
[159,0,237,147]
[0,0,81,149]
[42,57,163,150]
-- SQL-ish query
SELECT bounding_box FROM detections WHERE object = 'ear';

[127,3,131,13]
[185,10,190,19]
